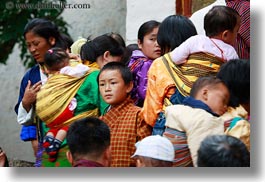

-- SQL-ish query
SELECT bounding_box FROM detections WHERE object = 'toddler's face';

[204,83,230,116]
[99,69,132,106]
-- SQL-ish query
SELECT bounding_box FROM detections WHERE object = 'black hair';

[157,15,197,55]
[23,18,67,50]
[61,33,74,51]
[197,135,250,167]
[122,43,139,66]
[80,34,124,63]
[190,76,226,98]
[217,59,250,107]
[98,62,133,85]
[138,20,161,43]
[44,47,69,72]
[204,5,240,37]
[105,32,126,48]
[66,117,110,160]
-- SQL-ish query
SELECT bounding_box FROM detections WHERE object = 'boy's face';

[203,83,230,116]
[99,69,132,106]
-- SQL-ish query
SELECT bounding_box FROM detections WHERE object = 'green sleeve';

[74,70,108,116]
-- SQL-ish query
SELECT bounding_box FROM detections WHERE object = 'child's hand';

[68,52,80,61]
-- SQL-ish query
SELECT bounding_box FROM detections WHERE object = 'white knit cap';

[70,37,87,55]
[131,135,174,162]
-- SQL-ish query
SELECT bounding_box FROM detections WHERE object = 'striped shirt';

[226,0,250,59]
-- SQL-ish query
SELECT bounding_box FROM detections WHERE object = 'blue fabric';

[169,88,186,105]
[15,64,41,113]
[228,117,243,131]
[182,96,219,117]
[152,90,185,136]
[152,111,166,136]
[15,64,41,141]
[152,89,186,136]
[20,125,37,141]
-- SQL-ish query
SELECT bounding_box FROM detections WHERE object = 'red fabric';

[47,104,74,129]
[226,0,250,59]
[74,159,104,167]
[46,104,72,136]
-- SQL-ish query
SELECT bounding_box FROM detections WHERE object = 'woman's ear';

[49,37,56,46]
[137,39,142,50]
[103,51,111,61]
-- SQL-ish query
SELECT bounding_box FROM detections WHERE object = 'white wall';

[126,0,175,45]
[189,0,226,35]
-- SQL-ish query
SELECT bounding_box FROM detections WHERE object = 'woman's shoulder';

[148,56,164,70]
[22,64,40,81]
[25,64,40,75]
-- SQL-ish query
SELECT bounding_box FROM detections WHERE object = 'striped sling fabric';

[163,127,193,167]
[162,52,225,97]
[36,70,97,127]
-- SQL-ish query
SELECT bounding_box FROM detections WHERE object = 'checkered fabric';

[101,98,152,167]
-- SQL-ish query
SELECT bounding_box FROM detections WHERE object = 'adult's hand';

[22,80,42,112]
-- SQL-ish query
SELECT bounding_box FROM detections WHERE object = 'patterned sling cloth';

[163,52,225,97]
[163,127,193,167]
[163,118,247,167]
[152,52,225,136]
[36,70,98,128]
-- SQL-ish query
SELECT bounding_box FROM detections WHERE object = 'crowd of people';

[1,2,250,167]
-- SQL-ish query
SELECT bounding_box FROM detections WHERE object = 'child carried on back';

[167,6,240,98]
[39,47,89,162]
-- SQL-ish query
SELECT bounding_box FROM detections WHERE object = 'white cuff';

[17,102,34,125]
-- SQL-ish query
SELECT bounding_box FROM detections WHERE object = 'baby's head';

[204,5,240,46]
[98,62,133,106]
[70,37,87,55]
[190,76,230,116]
[131,135,174,167]
[44,47,70,74]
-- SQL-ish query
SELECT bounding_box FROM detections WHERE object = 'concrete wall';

[126,0,175,45]
[62,0,126,41]
[0,44,34,162]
